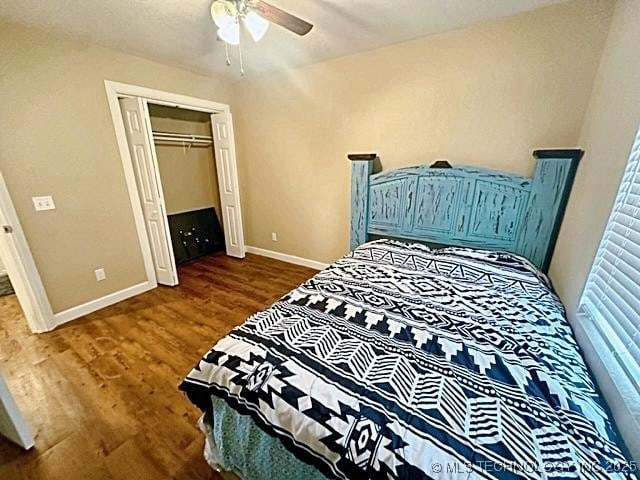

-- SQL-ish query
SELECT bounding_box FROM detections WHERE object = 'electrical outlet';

[94,268,106,281]
[271,232,278,242]
[32,195,55,211]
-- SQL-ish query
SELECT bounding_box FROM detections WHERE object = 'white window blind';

[580,126,640,390]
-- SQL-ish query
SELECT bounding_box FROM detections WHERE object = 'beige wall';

[231,0,613,265]
[149,109,222,217]
[551,0,640,317]
[549,1,640,458]
[0,21,232,313]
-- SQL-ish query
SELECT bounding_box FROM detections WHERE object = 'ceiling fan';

[210,0,313,74]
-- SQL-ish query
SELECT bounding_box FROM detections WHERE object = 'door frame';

[0,172,54,333]
[0,371,34,449]
[104,80,245,287]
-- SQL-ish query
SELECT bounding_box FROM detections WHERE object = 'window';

[580,126,640,389]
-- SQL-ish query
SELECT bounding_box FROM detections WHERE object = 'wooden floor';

[0,253,316,480]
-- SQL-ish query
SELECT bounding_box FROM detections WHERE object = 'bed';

[180,149,635,479]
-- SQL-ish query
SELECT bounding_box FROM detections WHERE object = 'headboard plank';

[516,150,582,271]
[350,158,375,248]
[349,149,582,272]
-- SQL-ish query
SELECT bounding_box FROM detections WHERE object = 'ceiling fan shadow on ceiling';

[211,0,313,76]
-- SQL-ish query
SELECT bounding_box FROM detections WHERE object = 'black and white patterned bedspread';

[180,239,634,479]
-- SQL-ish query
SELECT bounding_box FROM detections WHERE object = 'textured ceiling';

[0,0,569,78]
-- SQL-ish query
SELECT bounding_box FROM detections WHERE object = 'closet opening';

[113,85,245,289]
[148,104,226,268]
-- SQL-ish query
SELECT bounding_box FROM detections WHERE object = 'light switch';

[94,268,106,281]
[32,196,56,211]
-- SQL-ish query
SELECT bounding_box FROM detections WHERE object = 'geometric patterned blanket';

[180,239,635,479]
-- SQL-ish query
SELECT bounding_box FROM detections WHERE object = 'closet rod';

[154,137,212,144]
[152,130,213,141]
[154,142,212,148]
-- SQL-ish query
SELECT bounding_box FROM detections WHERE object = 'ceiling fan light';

[211,0,236,30]
[217,23,240,46]
[244,11,269,42]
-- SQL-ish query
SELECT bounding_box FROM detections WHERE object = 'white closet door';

[0,372,33,449]
[211,112,245,258]
[119,97,178,286]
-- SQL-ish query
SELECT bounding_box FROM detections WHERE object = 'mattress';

[180,239,634,479]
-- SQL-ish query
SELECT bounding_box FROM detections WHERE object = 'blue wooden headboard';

[349,149,582,272]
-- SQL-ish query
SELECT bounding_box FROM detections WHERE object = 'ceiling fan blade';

[252,1,313,36]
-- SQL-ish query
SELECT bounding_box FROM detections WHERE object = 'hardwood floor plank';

[0,253,317,479]
[104,436,168,480]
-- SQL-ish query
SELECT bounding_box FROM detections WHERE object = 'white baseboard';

[51,248,325,328]
[245,246,329,271]
[53,280,155,327]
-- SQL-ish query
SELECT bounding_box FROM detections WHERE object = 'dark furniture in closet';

[168,207,225,264]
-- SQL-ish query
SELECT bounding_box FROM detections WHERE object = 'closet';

[148,104,225,265]
[118,92,244,287]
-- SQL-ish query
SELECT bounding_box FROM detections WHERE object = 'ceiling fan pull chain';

[225,42,231,66]
[238,41,245,76]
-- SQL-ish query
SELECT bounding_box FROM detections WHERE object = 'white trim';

[105,81,230,114]
[245,246,329,271]
[0,172,55,332]
[580,300,640,389]
[571,311,640,462]
[0,372,34,449]
[53,280,154,327]
[105,84,160,286]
